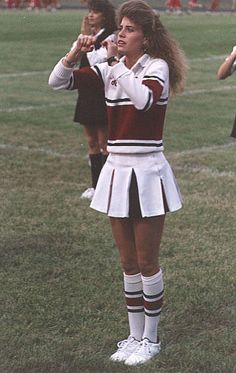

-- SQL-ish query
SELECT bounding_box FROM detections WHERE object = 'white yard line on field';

[0,143,77,158]
[0,103,65,113]
[189,55,227,63]
[168,142,236,159]
[183,85,236,96]
[0,71,50,78]
[173,165,236,179]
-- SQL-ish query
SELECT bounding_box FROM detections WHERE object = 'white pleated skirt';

[90,152,182,218]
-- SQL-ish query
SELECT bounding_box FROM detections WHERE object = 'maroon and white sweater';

[49,54,169,154]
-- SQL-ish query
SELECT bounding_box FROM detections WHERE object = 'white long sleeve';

[111,62,153,110]
[111,58,168,110]
[48,59,74,90]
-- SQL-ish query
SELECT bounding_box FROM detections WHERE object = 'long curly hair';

[117,0,188,94]
[87,0,117,33]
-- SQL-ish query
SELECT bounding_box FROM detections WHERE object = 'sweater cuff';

[53,58,74,79]
[231,45,236,54]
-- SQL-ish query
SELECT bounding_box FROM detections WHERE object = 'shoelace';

[136,339,152,355]
[117,336,135,350]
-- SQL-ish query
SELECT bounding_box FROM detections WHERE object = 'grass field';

[1,9,236,373]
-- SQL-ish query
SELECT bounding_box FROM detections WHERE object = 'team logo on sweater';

[111,79,117,87]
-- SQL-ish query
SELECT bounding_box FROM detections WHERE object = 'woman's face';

[117,17,145,58]
[88,9,105,29]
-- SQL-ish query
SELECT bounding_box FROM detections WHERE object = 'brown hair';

[87,0,117,33]
[117,0,187,94]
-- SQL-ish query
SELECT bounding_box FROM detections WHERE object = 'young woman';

[217,45,236,80]
[217,45,236,138]
[49,0,187,365]
[74,0,117,201]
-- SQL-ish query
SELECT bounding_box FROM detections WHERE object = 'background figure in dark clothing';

[75,0,117,200]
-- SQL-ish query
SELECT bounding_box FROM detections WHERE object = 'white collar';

[120,54,150,71]
[94,28,105,37]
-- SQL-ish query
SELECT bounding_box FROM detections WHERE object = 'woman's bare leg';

[133,215,165,277]
[110,217,139,274]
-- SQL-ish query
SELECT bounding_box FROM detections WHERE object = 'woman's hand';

[63,34,95,68]
[102,38,118,59]
[74,34,95,53]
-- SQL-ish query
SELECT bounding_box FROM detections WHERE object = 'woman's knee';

[137,259,159,277]
[87,138,100,153]
[121,261,140,275]
[119,255,140,275]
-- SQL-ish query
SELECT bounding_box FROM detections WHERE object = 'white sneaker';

[110,336,140,363]
[125,338,161,366]
[80,187,95,201]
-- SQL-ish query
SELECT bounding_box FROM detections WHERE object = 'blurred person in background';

[42,0,61,10]
[5,0,21,8]
[27,0,60,10]
[209,0,220,11]
[165,0,182,14]
[187,0,202,12]
[217,45,236,138]
[27,0,41,10]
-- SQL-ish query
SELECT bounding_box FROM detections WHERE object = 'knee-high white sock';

[142,269,164,343]
[124,272,144,341]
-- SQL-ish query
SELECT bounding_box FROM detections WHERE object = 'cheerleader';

[217,45,236,80]
[74,0,117,201]
[49,0,187,365]
[217,46,236,138]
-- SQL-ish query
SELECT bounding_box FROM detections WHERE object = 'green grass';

[1,10,236,373]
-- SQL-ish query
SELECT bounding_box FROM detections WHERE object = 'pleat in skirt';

[90,152,182,218]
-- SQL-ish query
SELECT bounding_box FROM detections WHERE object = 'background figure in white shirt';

[217,45,236,138]
[217,45,236,80]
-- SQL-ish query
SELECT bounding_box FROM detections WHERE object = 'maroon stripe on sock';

[144,298,163,311]
[126,296,144,307]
